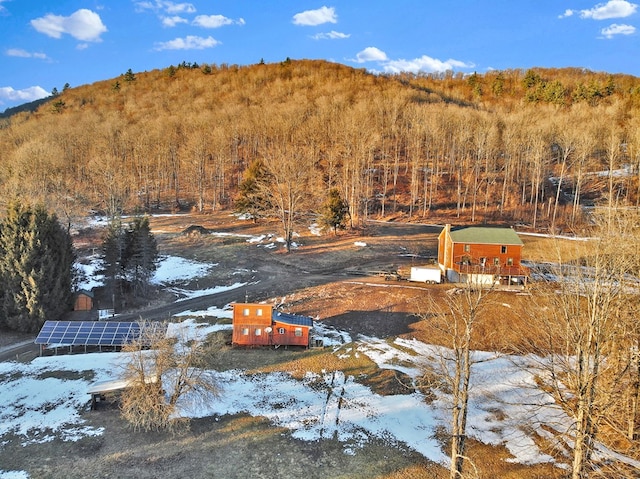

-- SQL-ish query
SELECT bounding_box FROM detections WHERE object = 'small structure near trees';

[437,224,529,286]
[232,303,313,348]
[74,290,94,311]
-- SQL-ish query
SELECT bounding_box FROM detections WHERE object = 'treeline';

[1,60,639,233]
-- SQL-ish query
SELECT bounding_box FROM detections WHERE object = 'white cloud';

[312,30,350,40]
[162,15,188,27]
[193,14,244,28]
[353,46,388,63]
[293,6,337,26]
[31,9,107,42]
[580,0,638,19]
[135,1,196,14]
[164,1,196,14]
[154,35,220,51]
[559,9,575,18]
[6,48,31,58]
[382,55,474,74]
[351,48,474,74]
[6,49,49,60]
[601,22,636,37]
[0,86,50,105]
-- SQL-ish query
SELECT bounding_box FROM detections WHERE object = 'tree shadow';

[322,310,418,339]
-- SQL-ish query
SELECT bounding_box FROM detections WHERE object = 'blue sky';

[1,1,639,111]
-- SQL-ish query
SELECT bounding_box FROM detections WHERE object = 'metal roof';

[449,227,523,246]
[272,311,313,327]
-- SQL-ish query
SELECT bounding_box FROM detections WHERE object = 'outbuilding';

[231,303,313,348]
[74,290,94,311]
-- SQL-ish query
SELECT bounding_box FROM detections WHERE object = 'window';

[493,257,500,266]
[507,258,513,266]
[278,327,285,334]
[241,328,249,336]
[464,244,470,252]
[256,308,263,316]
[243,308,250,316]
[501,245,507,254]
[254,328,261,336]
[294,327,303,337]
[480,257,486,266]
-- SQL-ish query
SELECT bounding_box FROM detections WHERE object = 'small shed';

[74,290,94,311]
[232,303,313,348]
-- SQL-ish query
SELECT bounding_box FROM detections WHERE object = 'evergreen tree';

[491,72,505,97]
[0,202,75,333]
[124,216,158,297]
[235,159,271,222]
[100,218,125,310]
[100,216,158,306]
[123,68,136,82]
[320,188,348,235]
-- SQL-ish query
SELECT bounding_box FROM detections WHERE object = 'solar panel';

[35,321,167,347]
[273,311,313,327]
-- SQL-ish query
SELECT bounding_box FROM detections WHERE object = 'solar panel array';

[35,321,167,347]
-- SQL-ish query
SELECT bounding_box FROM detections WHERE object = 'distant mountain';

[0,96,53,119]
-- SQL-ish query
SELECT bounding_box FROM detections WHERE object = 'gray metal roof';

[449,227,523,245]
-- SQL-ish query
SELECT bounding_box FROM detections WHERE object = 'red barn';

[438,224,529,286]
[232,303,313,347]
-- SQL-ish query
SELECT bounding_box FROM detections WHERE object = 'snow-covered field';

[0,315,575,479]
[3,218,639,477]
[0,247,580,478]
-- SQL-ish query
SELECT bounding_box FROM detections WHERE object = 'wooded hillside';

[1,59,639,232]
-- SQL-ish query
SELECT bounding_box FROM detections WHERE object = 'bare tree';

[418,283,495,479]
[550,116,577,233]
[261,142,315,252]
[529,213,637,478]
[120,321,222,432]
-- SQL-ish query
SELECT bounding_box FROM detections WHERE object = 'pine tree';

[123,68,136,82]
[124,216,158,297]
[0,202,75,333]
[100,218,124,310]
[320,188,348,235]
[235,159,271,223]
[100,216,158,306]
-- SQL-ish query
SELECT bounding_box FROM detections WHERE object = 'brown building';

[231,303,313,347]
[438,224,529,285]
[74,290,94,311]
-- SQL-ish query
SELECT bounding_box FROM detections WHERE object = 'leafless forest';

[1,60,639,231]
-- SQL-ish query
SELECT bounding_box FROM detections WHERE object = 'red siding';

[272,320,310,347]
[438,226,529,278]
[232,303,311,347]
[232,303,273,346]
